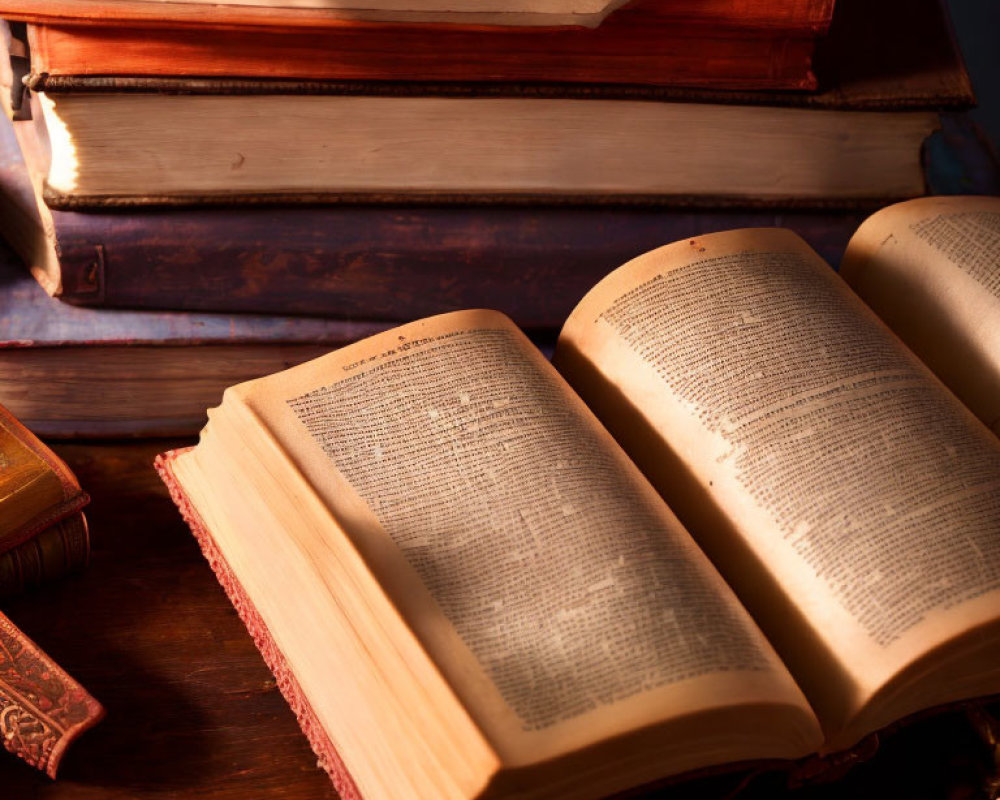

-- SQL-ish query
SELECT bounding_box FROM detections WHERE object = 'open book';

[157,195,1000,800]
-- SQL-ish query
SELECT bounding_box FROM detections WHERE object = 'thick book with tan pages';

[158,196,1000,799]
[3,0,968,210]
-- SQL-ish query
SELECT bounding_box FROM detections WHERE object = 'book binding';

[154,449,363,800]
[0,611,104,777]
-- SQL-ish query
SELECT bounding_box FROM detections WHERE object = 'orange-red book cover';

[22,3,822,90]
[0,611,104,777]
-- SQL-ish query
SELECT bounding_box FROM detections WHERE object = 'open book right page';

[554,229,1000,753]
[840,195,1000,435]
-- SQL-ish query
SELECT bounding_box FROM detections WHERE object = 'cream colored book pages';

[174,410,500,800]
[130,0,629,26]
[555,230,1000,749]
[841,195,1000,436]
[37,93,937,201]
[235,310,820,771]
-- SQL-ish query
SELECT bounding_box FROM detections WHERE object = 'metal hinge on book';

[61,244,106,303]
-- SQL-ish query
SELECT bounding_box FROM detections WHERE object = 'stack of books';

[0,401,103,776]
[0,0,987,431]
[0,0,976,329]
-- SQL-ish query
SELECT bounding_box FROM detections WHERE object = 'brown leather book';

[0,402,103,776]
[20,12,820,91]
[0,402,90,596]
[5,0,835,96]
[4,0,971,211]
[7,0,963,100]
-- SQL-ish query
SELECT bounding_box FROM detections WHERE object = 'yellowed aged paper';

[115,0,629,27]
[172,428,498,800]
[556,230,1000,748]
[841,195,1000,435]
[235,309,820,768]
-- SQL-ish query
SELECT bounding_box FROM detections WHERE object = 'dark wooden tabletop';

[0,440,996,800]
[1,440,339,800]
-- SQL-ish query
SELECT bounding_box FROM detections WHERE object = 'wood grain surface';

[0,440,339,799]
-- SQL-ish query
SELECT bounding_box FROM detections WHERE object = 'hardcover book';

[0,243,393,438]
[15,0,826,91]
[3,0,969,210]
[158,196,1000,799]
[0,401,90,595]
[0,96,873,321]
[0,401,103,775]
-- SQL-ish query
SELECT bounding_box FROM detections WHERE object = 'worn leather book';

[158,197,1000,799]
[17,12,821,91]
[2,0,968,210]
[0,402,103,776]
[3,0,833,95]
[0,401,90,595]
[7,0,961,109]
[0,246,393,438]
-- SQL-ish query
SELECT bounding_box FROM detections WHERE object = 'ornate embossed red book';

[0,401,102,776]
[0,612,104,777]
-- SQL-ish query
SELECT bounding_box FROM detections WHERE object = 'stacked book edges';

[1,0,972,211]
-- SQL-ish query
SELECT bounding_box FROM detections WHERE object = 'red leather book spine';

[28,17,818,90]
